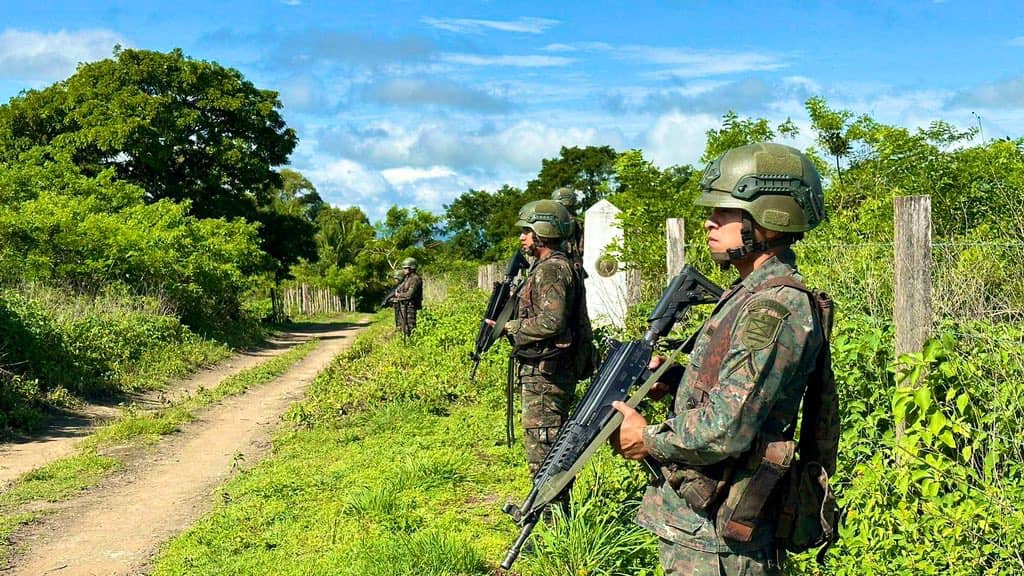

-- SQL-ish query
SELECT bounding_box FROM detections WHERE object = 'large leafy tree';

[257,169,323,281]
[0,47,297,221]
[442,185,526,261]
[525,145,620,208]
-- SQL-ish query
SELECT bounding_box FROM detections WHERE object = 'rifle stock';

[469,251,528,379]
[498,265,723,571]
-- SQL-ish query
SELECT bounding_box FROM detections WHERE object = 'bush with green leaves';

[0,284,230,432]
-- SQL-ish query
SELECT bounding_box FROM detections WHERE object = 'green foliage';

[0,47,296,222]
[606,149,704,293]
[810,322,1024,575]
[702,111,798,163]
[442,185,527,261]
[525,145,621,208]
[0,286,228,401]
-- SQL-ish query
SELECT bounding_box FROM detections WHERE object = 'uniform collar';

[738,249,799,292]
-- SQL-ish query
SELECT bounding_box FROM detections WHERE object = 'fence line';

[276,284,346,318]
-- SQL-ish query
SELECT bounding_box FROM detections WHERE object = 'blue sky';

[1,1,1022,221]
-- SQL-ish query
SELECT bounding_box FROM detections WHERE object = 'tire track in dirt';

[0,325,325,488]
[2,318,369,576]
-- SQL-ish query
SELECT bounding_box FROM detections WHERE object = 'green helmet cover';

[551,187,577,209]
[695,142,825,233]
[515,199,572,239]
[393,270,405,281]
[401,257,418,270]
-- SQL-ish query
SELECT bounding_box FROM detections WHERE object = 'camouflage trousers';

[657,539,781,576]
[396,303,418,335]
[518,356,576,475]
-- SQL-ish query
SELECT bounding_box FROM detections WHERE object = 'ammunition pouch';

[663,461,733,514]
[718,438,795,542]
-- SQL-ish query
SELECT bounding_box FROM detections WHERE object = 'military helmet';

[516,199,572,239]
[401,257,418,270]
[551,187,577,209]
[392,269,405,281]
[695,142,825,233]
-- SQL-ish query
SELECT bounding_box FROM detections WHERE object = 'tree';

[442,185,525,261]
[273,169,324,222]
[805,96,874,181]
[0,47,297,221]
[314,206,375,270]
[525,145,620,208]
[257,169,323,281]
[702,111,798,163]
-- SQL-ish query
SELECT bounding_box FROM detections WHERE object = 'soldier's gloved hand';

[609,401,650,460]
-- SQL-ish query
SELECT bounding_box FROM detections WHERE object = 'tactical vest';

[666,275,830,544]
[513,252,578,362]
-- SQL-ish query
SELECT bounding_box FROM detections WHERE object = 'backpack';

[571,275,597,380]
[772,288,840,559]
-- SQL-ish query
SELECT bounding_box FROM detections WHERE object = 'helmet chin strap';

[711,213,793,270]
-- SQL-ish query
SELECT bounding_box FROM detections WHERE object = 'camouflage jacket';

[636,251,823,552]
[504,251,576,352]
[395,272,423,309]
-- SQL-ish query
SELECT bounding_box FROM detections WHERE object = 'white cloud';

[1007,36,1024,47]
[542,41,613,53]
[381,166,456,186]
[305,158,392,204]
[618,45,787,78]
[950,77,1024,110]
[277,72,330,113]
[0,28,126,81]
[644,112,722,167]
[440,53,575,67]
[421,17,558,35]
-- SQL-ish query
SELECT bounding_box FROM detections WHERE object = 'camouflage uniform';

[504,251,578,475]
[394,270,423,335]
[636,250,823,575]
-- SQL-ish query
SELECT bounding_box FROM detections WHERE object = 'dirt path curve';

[0,324,333,488]
[3,318,370,576]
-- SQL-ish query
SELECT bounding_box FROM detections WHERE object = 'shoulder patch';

[739,298,790,350]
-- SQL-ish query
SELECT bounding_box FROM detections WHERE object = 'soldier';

[393,257,423,335]
[551,187,584,274]
[488,199,583,477]
[610,143,828,576]
[390,269,405,330]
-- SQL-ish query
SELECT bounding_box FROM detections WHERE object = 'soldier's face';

[402,266,411,276]
[704,208,745,252]
[519,227,538,256]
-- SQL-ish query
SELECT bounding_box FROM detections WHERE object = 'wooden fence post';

[894,195,932,444]
[666,218,686,281]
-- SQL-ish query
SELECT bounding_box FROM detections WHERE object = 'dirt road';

[1,319,368,575]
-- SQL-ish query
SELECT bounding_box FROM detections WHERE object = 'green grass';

[149,292,660,576]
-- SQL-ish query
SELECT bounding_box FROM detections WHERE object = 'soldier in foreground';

[610,143,829,575]
[393,257,423,335]
[487,199,584,477]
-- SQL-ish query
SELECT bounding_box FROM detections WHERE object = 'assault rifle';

[379,281,403,311]
[499,265,723,572]
[469,250,529,380]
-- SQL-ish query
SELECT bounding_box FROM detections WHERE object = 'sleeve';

[642,291,815,466]
[507,263,571,347]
